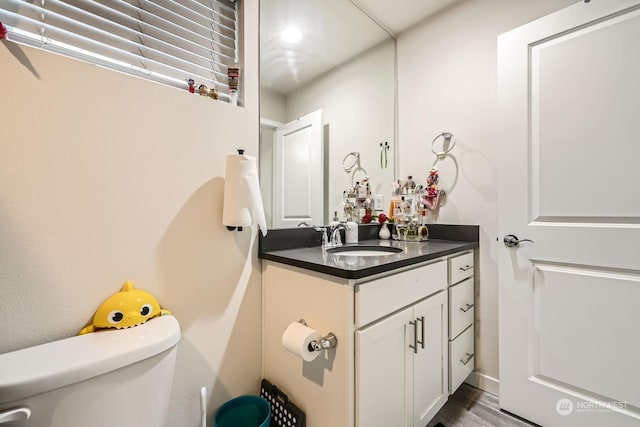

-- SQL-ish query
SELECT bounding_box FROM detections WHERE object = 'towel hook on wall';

[431,132,456,160]
[342,151,360,172]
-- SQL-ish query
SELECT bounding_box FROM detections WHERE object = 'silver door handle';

[459,265,473,271]
[0,407,31,424]
[503,234,534,248]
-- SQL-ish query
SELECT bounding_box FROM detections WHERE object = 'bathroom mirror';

[259,0,396,229]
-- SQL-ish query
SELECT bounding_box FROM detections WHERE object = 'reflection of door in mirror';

[260,110,323,228]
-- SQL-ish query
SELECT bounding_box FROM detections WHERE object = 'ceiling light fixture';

[280,26,303,43]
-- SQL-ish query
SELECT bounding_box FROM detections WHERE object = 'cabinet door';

[356,307,413,427]
[412,291,449,427]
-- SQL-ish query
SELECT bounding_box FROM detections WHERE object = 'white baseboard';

[465,371,500,396]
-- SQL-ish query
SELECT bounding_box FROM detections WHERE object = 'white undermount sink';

[326,246,403,257]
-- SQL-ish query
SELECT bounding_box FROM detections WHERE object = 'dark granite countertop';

[259,224,479,280]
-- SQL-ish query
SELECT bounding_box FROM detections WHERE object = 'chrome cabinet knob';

[503,234,534,248]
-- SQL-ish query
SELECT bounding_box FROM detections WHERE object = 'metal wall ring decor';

[342,151,361,172]
[431,132,456,159]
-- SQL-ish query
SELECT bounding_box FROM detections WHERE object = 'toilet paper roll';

[281,322,321,362]
[223,154,267,236]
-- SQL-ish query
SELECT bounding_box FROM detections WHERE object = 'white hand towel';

[222,154,267,236]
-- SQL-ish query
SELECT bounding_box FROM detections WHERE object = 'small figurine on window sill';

[187,78,195,93]
[209,85,219,100]
[198,84,209,96]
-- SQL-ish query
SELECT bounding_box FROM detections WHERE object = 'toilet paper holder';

[298,319,338,351]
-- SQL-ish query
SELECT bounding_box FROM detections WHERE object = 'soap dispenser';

[330,211,340,226]
[345,221,358,244]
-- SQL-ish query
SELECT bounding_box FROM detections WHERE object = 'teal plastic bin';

[214,395,271,427]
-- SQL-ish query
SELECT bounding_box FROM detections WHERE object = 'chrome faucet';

[329,223,348,247]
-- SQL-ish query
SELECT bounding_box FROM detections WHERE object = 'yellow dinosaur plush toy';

[79,280,171,335]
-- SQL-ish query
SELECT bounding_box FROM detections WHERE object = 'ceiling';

[353,0,461,36]
[260,0,461,95]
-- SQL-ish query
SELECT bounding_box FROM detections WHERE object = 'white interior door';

[273,110,323,228]
[498,2,640,426]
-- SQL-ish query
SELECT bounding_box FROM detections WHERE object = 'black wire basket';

[260,378,306,427]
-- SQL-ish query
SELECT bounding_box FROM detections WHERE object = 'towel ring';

[431,132,456,159]
[343,151,361,172]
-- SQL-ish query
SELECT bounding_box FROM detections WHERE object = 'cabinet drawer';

[449,325,474,395]
[355,260,447,327]
[448,251,474,285]
[449,278,474,339]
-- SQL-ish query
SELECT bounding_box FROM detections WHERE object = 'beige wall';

[397,0,576,393]
[260,87,287,124]
[0,2,260,425]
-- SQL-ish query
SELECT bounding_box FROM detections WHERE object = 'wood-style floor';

[427,384,538,427]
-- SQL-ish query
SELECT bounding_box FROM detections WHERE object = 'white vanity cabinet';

[354,260,448,427]
[356,290,448,427]
[261,249,475,427]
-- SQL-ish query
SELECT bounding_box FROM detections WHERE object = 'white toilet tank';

[0,315,180,427]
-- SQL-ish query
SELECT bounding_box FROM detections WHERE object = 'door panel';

[532,262,640,408]
[530,8,640,221]
[498,1,640,426]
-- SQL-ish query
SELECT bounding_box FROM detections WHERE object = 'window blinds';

[1,0,238,101]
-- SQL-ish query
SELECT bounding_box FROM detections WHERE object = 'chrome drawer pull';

[460,303,474,313]
[460,353,474,365]
[416,316,425,349]
[459,265,473,271]
[409,320,418,354]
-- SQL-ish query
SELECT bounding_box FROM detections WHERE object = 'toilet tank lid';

[0,315,180,404]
